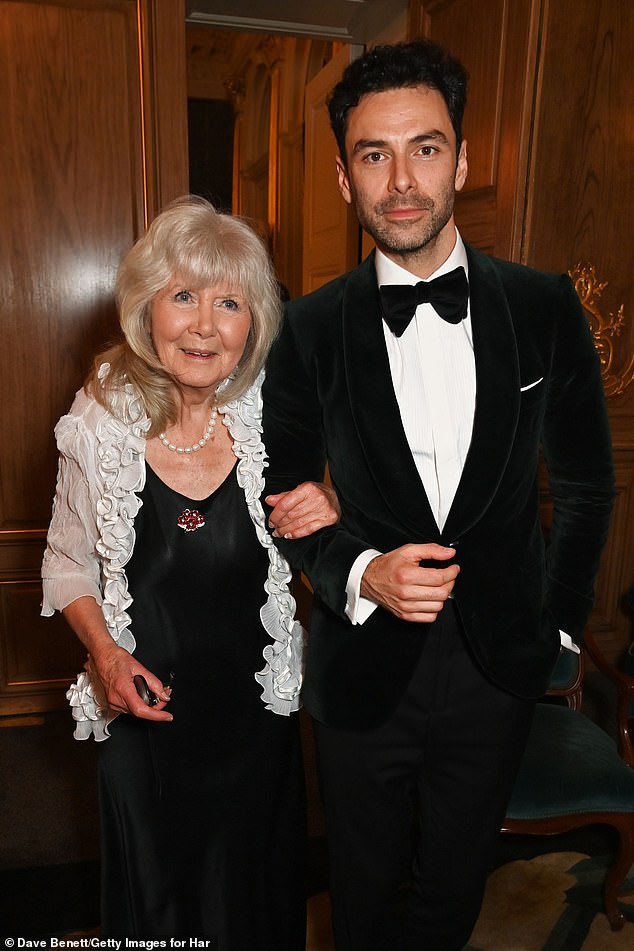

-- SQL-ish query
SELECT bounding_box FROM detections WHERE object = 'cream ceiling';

[185,0,408,42]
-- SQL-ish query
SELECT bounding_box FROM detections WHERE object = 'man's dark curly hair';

[327,40,468,166]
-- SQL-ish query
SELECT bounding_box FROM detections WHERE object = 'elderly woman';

[41,197,337,947]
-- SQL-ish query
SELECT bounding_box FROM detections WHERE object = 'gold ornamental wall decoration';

[569,262,634,397]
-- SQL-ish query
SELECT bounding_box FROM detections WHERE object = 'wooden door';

[0,0,188,717]
[302,44,363,293]
[521,0,634,662]
[408,0,540,259]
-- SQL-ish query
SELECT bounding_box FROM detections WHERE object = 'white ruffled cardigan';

[41,366,303,740]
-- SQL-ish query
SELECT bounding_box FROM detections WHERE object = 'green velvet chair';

[502,631,634,930]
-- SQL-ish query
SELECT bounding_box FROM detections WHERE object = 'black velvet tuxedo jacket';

[262,244,615,730]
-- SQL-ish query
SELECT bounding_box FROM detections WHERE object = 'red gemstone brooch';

[177,509,205,533]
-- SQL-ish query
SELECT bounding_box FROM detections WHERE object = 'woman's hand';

[88,643,173,721]
[266,481,340,539]
[63,596,173,722]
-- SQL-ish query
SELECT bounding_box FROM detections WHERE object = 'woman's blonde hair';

[88,195,282,434]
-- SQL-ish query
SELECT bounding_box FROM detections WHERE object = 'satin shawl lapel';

[342,252,439,538]
[442,245,521,540]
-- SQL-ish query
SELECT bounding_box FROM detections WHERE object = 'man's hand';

[266,482,340,539]
[361,543,459,623]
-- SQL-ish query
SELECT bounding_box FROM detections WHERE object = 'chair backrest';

[546,647,584,710]
[583,629,634,767]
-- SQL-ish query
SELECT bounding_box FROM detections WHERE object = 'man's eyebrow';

[351,138,388,155]
[411,131,450,146]
[351,131,451,155]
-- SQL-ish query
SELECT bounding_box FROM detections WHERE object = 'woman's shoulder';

[56,364,149,446]
[57,382,105,432]
[52,391,105,469]
[92,362,150,429]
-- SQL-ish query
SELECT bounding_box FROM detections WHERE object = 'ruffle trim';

[220,369,304,716]
[94,367,150,654]
[68,367,150,740]
[66,669,116,742]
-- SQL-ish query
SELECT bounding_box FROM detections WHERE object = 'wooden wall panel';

[0,0,188,716]
[0,1,145,526]
[522,0,634,420]
[0,585,88,713]
[523,3,634,290]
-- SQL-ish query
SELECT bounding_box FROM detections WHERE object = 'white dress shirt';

[346,231,472,623]
[344,231,577,654]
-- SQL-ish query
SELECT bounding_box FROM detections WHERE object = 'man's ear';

[336,155,353,205]
[455,140,468,193]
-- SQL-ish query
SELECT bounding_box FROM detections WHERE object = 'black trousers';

[312,601,535,951]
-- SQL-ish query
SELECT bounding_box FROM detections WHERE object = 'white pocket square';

[520,377,544,392]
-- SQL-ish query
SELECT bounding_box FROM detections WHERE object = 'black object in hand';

[133,674,159,706]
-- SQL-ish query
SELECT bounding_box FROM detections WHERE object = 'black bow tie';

[379,266,469,337]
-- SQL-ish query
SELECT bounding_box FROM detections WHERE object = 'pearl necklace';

[158,408,218,454]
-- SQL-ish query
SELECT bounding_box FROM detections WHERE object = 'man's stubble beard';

[354,183,456,263]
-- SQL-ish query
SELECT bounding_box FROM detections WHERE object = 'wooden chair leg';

[603,816,634,930]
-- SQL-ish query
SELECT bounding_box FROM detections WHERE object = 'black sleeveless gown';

[97,463,306,947]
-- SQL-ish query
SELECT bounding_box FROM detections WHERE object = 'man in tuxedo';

[263,40,614,951]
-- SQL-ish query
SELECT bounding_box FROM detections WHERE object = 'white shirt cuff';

[559,630,580,654]
[345,549,382,624]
